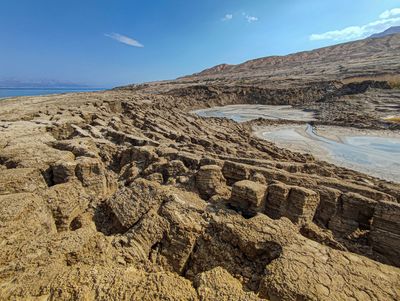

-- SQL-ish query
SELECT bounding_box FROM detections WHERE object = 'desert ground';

[0,34,400,300]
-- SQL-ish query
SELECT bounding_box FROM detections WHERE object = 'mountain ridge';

[184,33,400,83]
[369,26,400,39]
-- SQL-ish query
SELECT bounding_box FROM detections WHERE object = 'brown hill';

[178,34,400,87]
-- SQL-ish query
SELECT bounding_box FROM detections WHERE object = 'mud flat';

[255,124,400,182]
[193,104,315,122]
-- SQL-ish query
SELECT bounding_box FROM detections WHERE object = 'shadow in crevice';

[226,203,257,219]
[93,202,128,236]
[183,218,282,295]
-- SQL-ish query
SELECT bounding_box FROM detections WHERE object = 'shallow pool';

[261,124,400,182]
[193,104,315,122]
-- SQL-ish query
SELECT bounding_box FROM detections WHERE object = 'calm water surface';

[263,124,400,182]
[0,88,105,99]
[195,104,400,182]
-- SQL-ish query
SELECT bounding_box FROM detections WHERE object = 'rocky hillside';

[184,33,400,85]
[119,34,399,94]
[370,26,400,39]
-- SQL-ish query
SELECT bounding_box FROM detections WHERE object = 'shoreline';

[0,88,107,100]
[254,124,400,182]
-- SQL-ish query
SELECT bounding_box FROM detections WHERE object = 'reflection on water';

[194,104,400,181]
[344,136,400,154]
[263,124,400,182]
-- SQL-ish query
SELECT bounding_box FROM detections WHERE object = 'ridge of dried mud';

[1,35,400,300]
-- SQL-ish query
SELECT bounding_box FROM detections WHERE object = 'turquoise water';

[0,88,105,99]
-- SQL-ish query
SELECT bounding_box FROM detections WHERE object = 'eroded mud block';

[265,181,290,219]
[229,180,268,217]
[281,186,320,224]
[196,165,228,199]
[370,201,400,267]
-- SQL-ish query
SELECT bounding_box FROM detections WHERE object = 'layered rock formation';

[1,34,400,300]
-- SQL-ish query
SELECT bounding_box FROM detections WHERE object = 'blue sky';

[1,0,399,87]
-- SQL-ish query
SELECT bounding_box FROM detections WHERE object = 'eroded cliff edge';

[0,86,399,300]
[1,34,400,300]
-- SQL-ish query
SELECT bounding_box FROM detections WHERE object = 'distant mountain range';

[0,79,92,89]
[369,26,400,39]
[173,34,400,89]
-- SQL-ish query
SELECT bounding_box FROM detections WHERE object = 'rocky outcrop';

[265,181,290,218]
[370,201,400,266]
[196,165,228,198]
[282,186,320,224]
[106,179,167,229]
[44,181,89,231]
[0,168,47,195]
[329,192,377,235]
[229,180,268,216]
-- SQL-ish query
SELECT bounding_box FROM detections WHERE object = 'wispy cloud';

[222,14,233,21]
[310,8,400,41]
[222,13,258,23]
[243,13,258,23]
[380,8,400,19]
[105,33,144,47]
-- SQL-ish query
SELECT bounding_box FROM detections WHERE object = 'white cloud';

[310,8,400,41]
[105,33,144,47]
[222,14,233,21]
[380,8,400,19]
[243,13,258,23]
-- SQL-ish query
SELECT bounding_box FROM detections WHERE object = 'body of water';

[193,104,315,122]
[0,88,105,99]
[262,124,400,182]
[194,104,400,182]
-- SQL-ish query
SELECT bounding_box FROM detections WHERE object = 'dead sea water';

[194,104,400,182]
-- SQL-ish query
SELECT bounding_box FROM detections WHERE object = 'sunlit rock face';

[1,33,400,300]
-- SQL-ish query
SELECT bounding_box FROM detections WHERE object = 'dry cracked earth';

[0,35,400,300]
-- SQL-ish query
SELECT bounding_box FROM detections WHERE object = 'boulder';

[329,192,376,235]
[314,187,342,227]
[106,179,167,229]
[75,157,109,197]
[281,186,319,224]
[222,161,250,182]
[265,182,290,219]
[157,193,206,273]
[230,180,268,216]
[370,201,400,266]
[164,160,188,178]
[119,145,158,169]
[44,181,90,231]
[51,160,77,184]
[196,165,228,198]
